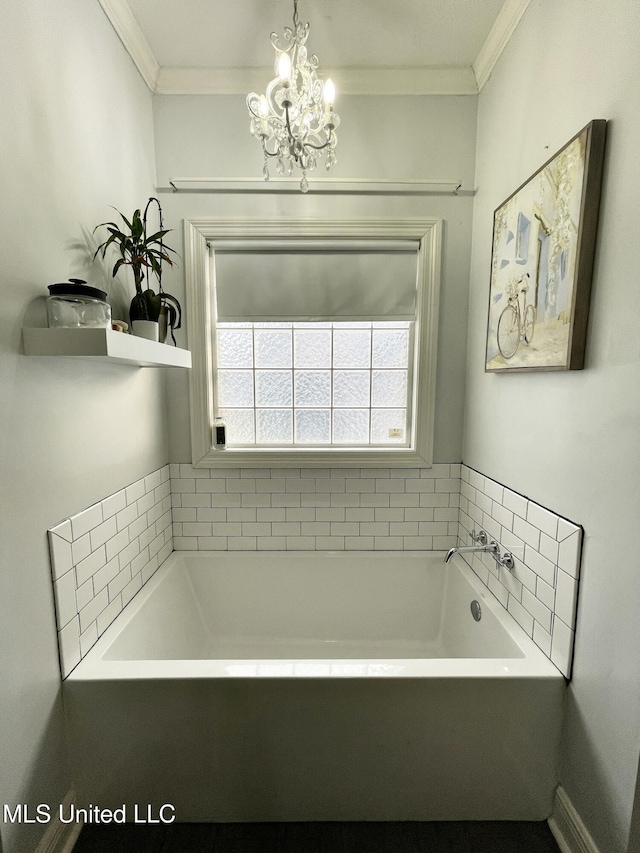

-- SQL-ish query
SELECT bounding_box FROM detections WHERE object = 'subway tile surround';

[171,463,581,675]
[48,465,173,678]
[170,464,461,553]
[458,465,582,678]
[47,461,582,680]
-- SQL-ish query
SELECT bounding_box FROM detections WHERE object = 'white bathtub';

[64,551,564,822]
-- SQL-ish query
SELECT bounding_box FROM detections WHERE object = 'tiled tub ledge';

[48,465,173,678]
[458,465,582,678]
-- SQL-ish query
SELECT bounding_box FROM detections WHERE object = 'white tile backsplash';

[459,465,583,679]
[48,534,72,581]
[70,503,103,540]
[58,617,81,676]
[536,576,556,611]
[101,489,126,520]
[533,623,553,658]
[71,534,92,566]
[507,596,535,636]
[48,460,582,681]
[524,545,556,587]
[170,464,461,553]
[526,502,559,539]
[48,464,172,678]
[551,616,574,676]
[53,570,76,629]
[558,531,582,578]
[522,588,553,634]
[557,517,579,541]
[555,569,578,627]
[513,516,541,550]
[503,488,528,519]
[539,532,559,564]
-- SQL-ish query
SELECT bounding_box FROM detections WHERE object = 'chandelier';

[246,0,340,193]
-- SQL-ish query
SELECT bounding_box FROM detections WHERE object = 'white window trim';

[184,217,442,468]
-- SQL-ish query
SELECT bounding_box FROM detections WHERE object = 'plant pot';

[131,320,159,341]
[130,289,161,325]
[158,295,182,346]
[159,306,169,344]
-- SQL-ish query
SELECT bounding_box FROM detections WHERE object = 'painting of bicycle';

[485,120,607,372]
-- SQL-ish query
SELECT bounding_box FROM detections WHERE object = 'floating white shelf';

[23,327,192,368]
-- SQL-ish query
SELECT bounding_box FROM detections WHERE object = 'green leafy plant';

[93,197,177,323]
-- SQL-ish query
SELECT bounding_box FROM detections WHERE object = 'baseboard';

[34,790,83,853]
[548,785,600,853]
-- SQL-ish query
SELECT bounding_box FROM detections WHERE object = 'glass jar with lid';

[46,279,112,328]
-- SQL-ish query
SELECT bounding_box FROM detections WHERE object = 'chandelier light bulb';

[246,0,341,192]
[277,52,292,83]
[323,78,335,106]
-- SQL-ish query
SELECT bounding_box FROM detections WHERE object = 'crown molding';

[473,0,531,91]
[155,67,271,96]
[334,66,478,95]
[156,66,478,96]
[99,0,159,91]
[99,0,527,97]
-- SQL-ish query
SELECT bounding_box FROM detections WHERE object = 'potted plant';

[93,197,181,341]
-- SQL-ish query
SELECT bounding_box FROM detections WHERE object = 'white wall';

[0,3,166,851]
[153,93,478,464]
[464,2,640,850]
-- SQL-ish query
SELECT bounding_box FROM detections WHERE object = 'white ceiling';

[126,0,506,69]
[100,0,531,93]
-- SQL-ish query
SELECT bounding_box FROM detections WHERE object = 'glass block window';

[216,321,413,448]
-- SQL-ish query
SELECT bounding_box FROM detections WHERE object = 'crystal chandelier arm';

[283,102,294,142]
[247,92,273,120]
[270,27,295,53]
[302,129,333,152]
[248,94,286,162]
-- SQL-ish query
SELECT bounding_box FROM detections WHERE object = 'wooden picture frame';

[485,120,607,372]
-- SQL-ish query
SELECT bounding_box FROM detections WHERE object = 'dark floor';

[74,821,561,852]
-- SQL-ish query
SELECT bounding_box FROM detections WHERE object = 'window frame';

[184,217,442,468]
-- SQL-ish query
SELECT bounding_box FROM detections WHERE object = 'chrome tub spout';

[444,543,499,564]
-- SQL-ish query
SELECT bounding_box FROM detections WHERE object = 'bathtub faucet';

[444,542,499,563]
[445,529,515,570]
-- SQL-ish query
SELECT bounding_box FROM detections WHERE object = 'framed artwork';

[485,120,607,372]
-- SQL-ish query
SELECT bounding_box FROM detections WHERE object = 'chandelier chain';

[293,0,299,29]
